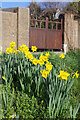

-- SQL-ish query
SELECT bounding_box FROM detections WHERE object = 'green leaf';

[10,88,14,107]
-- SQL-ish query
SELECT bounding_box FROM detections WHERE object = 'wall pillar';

[0,9,2,52]
[17,7,30,48]
[64,13,79,52]
[0,8,3,119]
[78,19,80,49]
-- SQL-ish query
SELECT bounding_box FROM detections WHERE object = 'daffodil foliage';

[1,41,80,119]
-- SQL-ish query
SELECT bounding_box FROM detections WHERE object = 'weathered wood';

[29,18,63,49]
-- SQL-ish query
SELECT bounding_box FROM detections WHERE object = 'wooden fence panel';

[29,18,63,49]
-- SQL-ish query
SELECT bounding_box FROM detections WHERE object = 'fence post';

[61,19,63,32]
[46,17,48,29]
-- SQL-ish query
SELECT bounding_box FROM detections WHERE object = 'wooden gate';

[29,17,63,49]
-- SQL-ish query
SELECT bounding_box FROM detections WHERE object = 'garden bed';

[0,42,80,119]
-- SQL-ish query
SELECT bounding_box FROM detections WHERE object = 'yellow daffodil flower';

[39,53,44,60]
[18,46,23,52]
[32,58,38,65]
[42,56,48,62]
[25,51,34,61]
[39,53,48,62]
[21,44,26,48]
[10,41,16,48]
[23,46,29,54]
[72,71,79,78]
[59,54,65,59]
[45,52,50,57]
[2,76,5,80]
[31,46,37,52]
[58,70,70,80]
[40,69,49,79]
[6,47,17,54]
[45,62,53,71]
[14,48,18,54]
[12,48,17,54]
[18,45,29,53]
[0,50,1,55]
[6,47,13,54]
[38,59,44,66]
[8,115,12,120]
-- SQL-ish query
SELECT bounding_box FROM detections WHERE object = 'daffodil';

[25,51,34,61]
[42,56,48,62]
[6,47,13,54]
[8,115,12,120]
[21,44,26,48]
[45,52,50,57]
[10,41,16,48]
[45,62,53,71]
[23,46,29,54]
[39,53,48,62]
[18,46,23,52]
[59,54,65,59]
[40,69,49,79]
[72,71,79,78]
[2,76,5,80]
[32,58,38,65]
[58,70,70,80]
[18,45,29,53]
[39,53,44,60]
[31,46,37,52]
[12,48,17,54]
[38,59,44,66]
[0,50,1,55]
[14,48,18,54]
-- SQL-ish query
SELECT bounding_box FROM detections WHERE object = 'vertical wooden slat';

[61,19,63,32]
[40,21,42,28]
[30,18,63,49]
[46,17,48,29]
[35,20,36,28]
[51,23,53,29]
[56,23,57,30]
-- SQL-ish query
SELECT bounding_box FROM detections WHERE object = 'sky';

[1,2,30,8]
[0,0,74,9]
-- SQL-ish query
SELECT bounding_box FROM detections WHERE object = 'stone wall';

[2,11,17,51]
[1,8,80,52]
[2,7,18,13]
[78,19,80,48]
[0,7,29,51]
[0,9,2,51]
[64,13,80,51]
